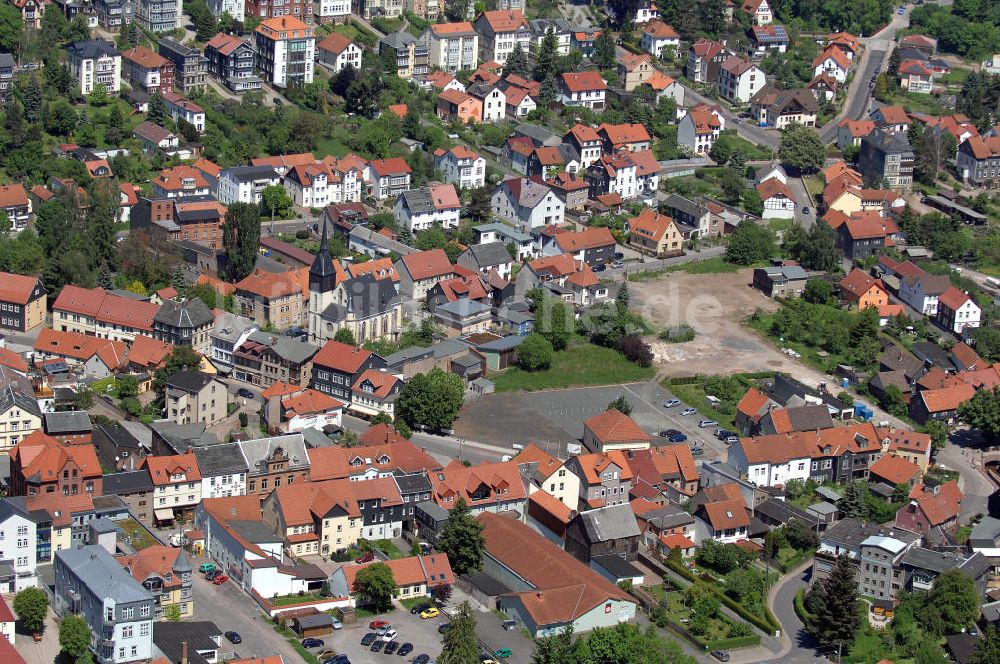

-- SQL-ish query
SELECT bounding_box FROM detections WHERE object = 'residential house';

[238,432,310,501]
[898,272,951,316]
[158,38,208,93]
[900,34,937,57]
[564,503,642,563]
[42,411,92,446]
[135,0,180,32]
[152,298,214,353]
[32,329,127,378]
[870,105,911,134]
[751,264,808,298]
[546,226,616,267]
[584,153,637,200]
[261,381,344,433]
[330,553,454,605]
[133,122,180,156]
[0,185,31,235]
[367,158,412,200]
[755,404,834,436]
[209,312,256,375]
[352,476,407,539]
[477,512,636,637]
[394,183,462,232]
[12,0,45,29]
[474,10,530,65]
[231,331,318,389]
[9,431,102,497]
[936,286,981,335]
[742,0,772,25]
[234,268,309,332]
[67,40,122,95]
[528,17,572,54]
[514,443,580,510]
[694,495,749,544]
[808,73,839,102]
[350,368,403,419]
[121,46,174,94]
[429,460,528,519]
[378,31,428,80]
[900,60,933,93]
[749,86,818,129]
[0,271,45,331]
[868,453,921,492]
[678,104,724,154]
[311,341,385,403]
[812,46,850,83]
[217,165,281,205]
[422,22,478,73]
[559,71,606,110]
[261,479,361,557]
[164,371,229,426]
[582,408,652,453]
[717,55,766,103]
[491,177,564,229]
[204,33,262,93]
[514,254,609,308]
[0,499,39,590]
[316,33,361,74]
[436,89,482,124]
[627,445,699,501]
[255,17,315,88]
[151,165,213,199]
[161,91,205,133]
[192,443,248,500]
[857,531,921,602]
[956,135,1000,189]
[840,268,890,309]
[457,242,513,280]
[54,546,154,664]
[626,208,684,258]
[566,451,633,510]
[641,21,680,58]
[545,172,590,211]
[433,146,486,189]
[143,452,202,524]
[686,39,728,83]
[909,383,976,425]
[895,480,962,535]
[748,24,789,58]
[757,176,796,219]
[617,52,655,92]
[394,248,457,300]
[563,124,603,170]
[117,545,193,619]
[598,123,652,154]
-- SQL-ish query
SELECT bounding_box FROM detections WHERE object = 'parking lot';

[455,381,730,463]
[308,606,443,664]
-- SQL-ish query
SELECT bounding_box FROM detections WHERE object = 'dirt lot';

[630,269,833,389]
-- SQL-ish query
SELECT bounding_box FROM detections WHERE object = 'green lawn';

[269,592,322,607]
[118,518,158,551]
[666,381,738,431]
[628,257,751,281]
[492,343,654,392]
[372,539,405,560]
[315,137,350,158]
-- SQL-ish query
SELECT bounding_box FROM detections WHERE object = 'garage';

[295,613,335,638]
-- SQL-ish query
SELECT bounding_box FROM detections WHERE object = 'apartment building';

[422,22,478,73]
[158,38,208,93]
[255,17,315,88]
[66,40,122,95]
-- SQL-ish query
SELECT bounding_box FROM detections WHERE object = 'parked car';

[199,563,216,573]
[714,429,734,440]
[302,638,325,649]
[698,420,719,428]
[593,264,606,273]
[356,552,376,564]
[662,399,681,408]
[611,260,624,269]
[680,407,697,416]
[692,448,704,456]
[376,626,392,636]
[667,433,688,443]
[323,656,349,664]
[331,619,342,630]
[398,643,414,656]
[384,641,399,655]
[317,651,337,660]
[614,252,624,260]
[236,388,254,399]
[711,650,731,662]
[494,648,513,658]
[803,207,811,215]
[381,629,398,642]
[410,602,433,615]
[205,570,220,581]
[370,640,385,653]
[726,436,740,444]
[212,574,229,585]
[361,633,377,646]
[369,620,390,630]
[420,607,440,619]
[224,631,241,644]
[414,656,430,664]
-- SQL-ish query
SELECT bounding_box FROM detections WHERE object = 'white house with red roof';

[935,286,981,335]
[563,124,603,169]
[742,0,772,25]
[0,183,32,233]
[330,554,455,606]
[52,285,160,342]
[756,172,796,219]
[433,146,486,189]
[678,103,725,154]
[367,158,412,200]
[717,55,766,103]
[559,71,607,110]
[583,408,652,453]
[393,183,462,231]
[641,21,680,57]
[473,10,531,64]
[316,33,361,73]
[394,248,459,300]
[899,60,933,93]
[813,46,850,83]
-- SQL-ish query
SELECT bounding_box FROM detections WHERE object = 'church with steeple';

[308,221,403,344]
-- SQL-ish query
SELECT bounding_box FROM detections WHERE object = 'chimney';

[181,642,188,664]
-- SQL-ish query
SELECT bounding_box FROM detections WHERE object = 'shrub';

[618,333,654,367]
[661,325,696,343]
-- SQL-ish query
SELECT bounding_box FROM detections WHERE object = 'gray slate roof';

[754,498,817,525]
[154,298,214,329]
[221,165,279,181]
[43,410,92,434]
[102,470,154,495]
[436,298,491,317]
[67,40,119,60]
[461,242,511,269]
[319,273,400,324]
[211,312,257,344]
[0,53,15,69]
[192,443,249,476]
[577,503,642,542]
[969,515,1000,548]
[165,370,216,393]
[238,433,308,473]
[151,420,219,454]
[899,546,964,573]
[246,330,319,365]
[57,545,152,604]
[0,385,41,419]
[591,554,642,579]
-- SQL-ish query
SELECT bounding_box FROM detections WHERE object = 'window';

[121,606,134,620]
[122,625,133,638]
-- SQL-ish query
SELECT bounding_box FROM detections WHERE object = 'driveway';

[14,607,61,664]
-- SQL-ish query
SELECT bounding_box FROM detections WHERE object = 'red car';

[355,552,376,564]
[368,619,389,630]
[212,574,229,585]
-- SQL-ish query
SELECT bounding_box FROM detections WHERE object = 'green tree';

[594,29,616,68]
[607,395,632,416]
[719,168,745,204]
[803,278,833,304]
[503,42,529,78]
[533,30,558,82]
[923,569,981,634]
[881,384,908,417]
[539,74,559,106]
[444,0,469,22]
[13,587,49,634]
[796,221,840,271]
[436,497,486,575]
[725,220,775,265]
[163,604,182,622]
[195,7,217,41]
[260,184,293,220]
[186,282,218,310]
[117,374,140,400]
[537,298,570,351]
[0,3,23,53]
[741,189,764,216]
[922,420,950,453]
[74,386,95,410]
[837,481,869,519]
[467,186,493,223]
[805,554,860,650]
[517,333,554,371]
[533,625,577,664]
[22,74,42,125]
[958,386,1000,440]
[439,601,480,664]
[333,327,357,346]
[971,626,1000,664]
[147,93,170,126]
[353,562,397,613]
[222,202,261,282]
[848,306,882,369]
[59,614,91,661]
[396,367,465,430]
[970,327,1000,362]
[65,14,91,42]
[778,124,826,173]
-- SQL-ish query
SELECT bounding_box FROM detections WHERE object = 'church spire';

[309,218,337,293]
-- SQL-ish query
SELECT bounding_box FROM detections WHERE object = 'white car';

[681,407,697,416]
[382,629,398,642]
[698,420,719,428]
[663,399,681,408]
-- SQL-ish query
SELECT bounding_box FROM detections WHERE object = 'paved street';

[936,432,999,523]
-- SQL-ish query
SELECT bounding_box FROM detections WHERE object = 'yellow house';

[627,208,685,258]
[0,390,42,453]
[262,480,362,557]
[117,545,195,619]
[21,493,98,563]
[824,180,862,216]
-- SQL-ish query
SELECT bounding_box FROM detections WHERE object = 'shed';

[295,612,335,637]
[590,554,645,587]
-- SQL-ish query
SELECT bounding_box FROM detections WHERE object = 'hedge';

[775,548,813,573]
[794,587,814,624]
[702,635,763,651]
[664,560,780,634]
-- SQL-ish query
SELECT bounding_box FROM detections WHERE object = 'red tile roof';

[598,122,651,146]
[431,459,526,507]
[11,431,102,484]
[756,177,796,202]
[737,387,770,419]
[143,452,202,484]
[572,450,634,485]
[840,268,886,300]
[341,554,455,592]
[560,71,607,93]
[0,183,29,208]
[128,335,173,370]
[313,340,372,373]
[118,545,188,589]
[34,328,127,370]
[317,32,355,55]
[554,227,615,253]
[352,368,401,399]
[906,480,961,526]
[0,347,28,373]
[369,158,412,177]
[702,499,750,531]
[937,286,972,311]
[0,271,41,305]
[584,408,651,444]
[479,9,527,32]
[399,248,454,281]
[868,454,921,485]
[918,383,976,413]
